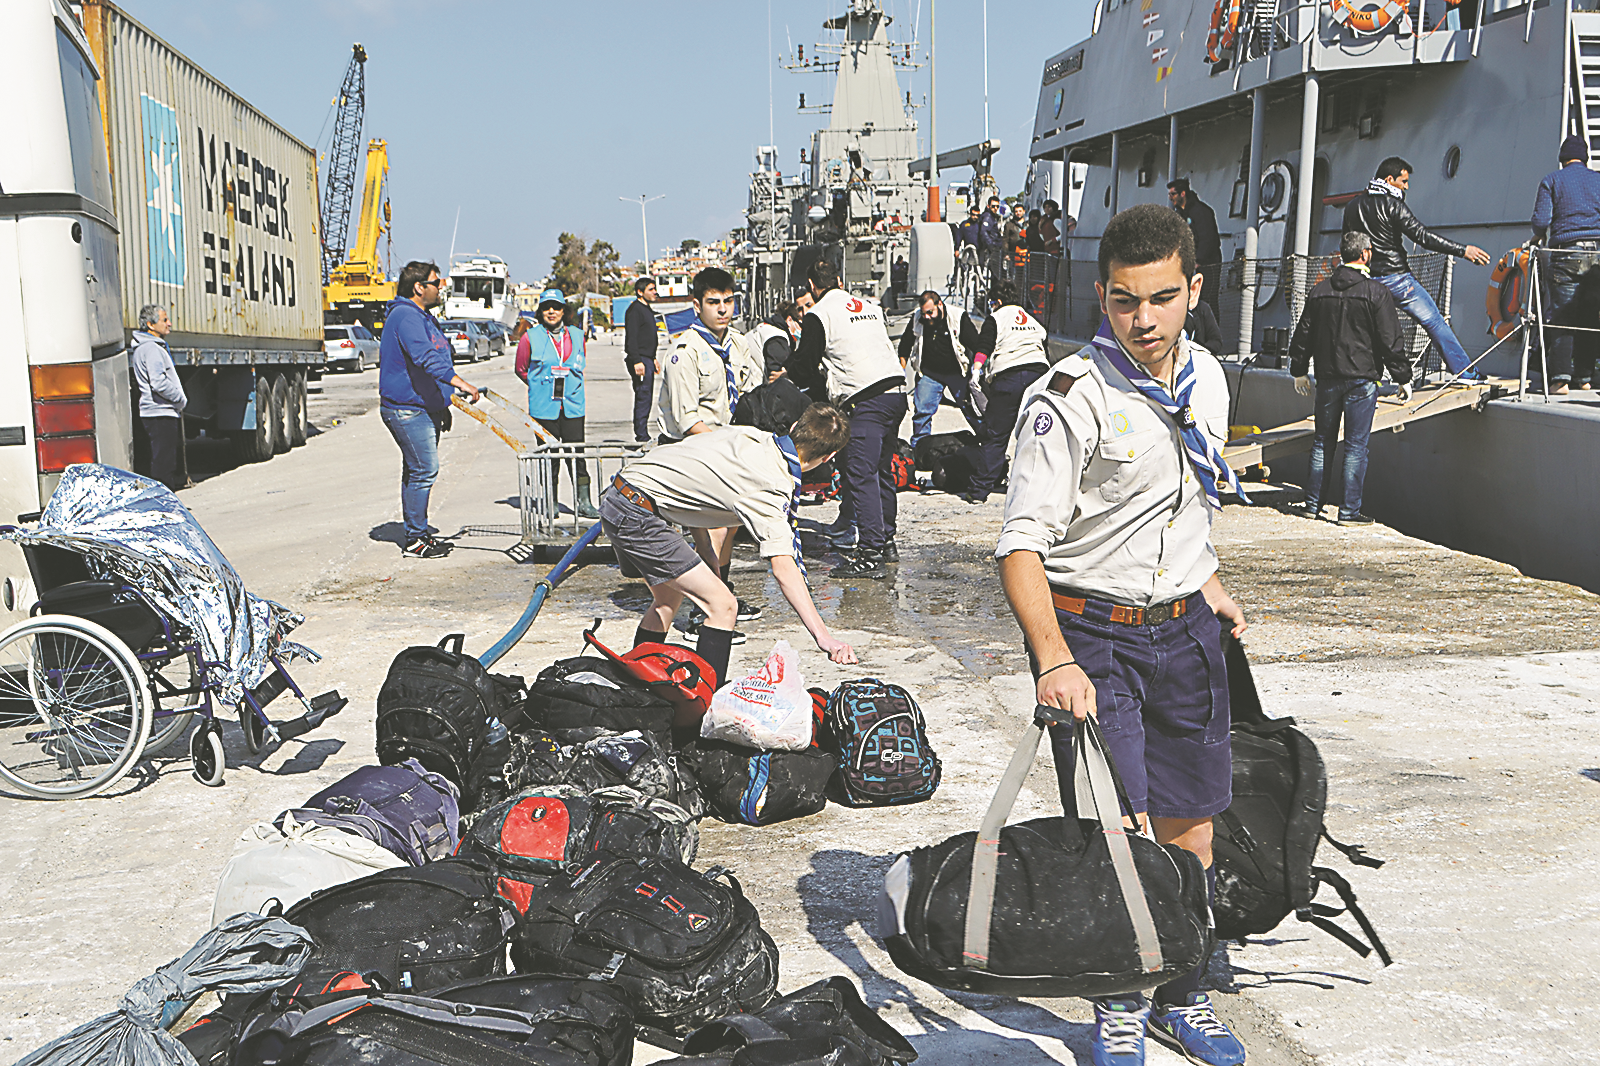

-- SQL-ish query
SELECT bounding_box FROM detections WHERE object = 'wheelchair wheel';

[0,615,152,799]
[238,704,268,754]
[191,719,225,786]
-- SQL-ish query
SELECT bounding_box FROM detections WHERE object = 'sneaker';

[882,539,900,563]
[1338,512,1375,526]
[1148,993,1245,1066]
[1091,997,1151,1065]
[735,597,763,622]
[824,525,859,550]
[1295,502,1322,519]
[960,491,989,505]
[831,551,888,580]
[677,614,748,645]
[1552,383,1571,395]
[1457,370,1487,383]
[401,535,450,559]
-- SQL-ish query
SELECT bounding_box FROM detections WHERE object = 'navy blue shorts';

[1044,592,1232,820]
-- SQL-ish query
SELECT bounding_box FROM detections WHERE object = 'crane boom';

[349,139,389,269]
[319,43,367,284]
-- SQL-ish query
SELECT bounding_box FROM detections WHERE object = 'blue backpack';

[291,760,461,864]
[824,679,941,806]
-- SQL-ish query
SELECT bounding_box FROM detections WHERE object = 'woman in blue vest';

[519,288,595,518]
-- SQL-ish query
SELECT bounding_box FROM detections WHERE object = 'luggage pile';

[61,632,945,1066]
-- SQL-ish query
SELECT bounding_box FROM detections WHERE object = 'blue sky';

[121,0,1093,281]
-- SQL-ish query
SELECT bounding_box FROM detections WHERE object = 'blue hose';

[477,522,604,669]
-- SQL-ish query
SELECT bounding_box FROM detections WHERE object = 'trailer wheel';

[271,373,292,455]
[232,372,278,463]
[288,370,309,447]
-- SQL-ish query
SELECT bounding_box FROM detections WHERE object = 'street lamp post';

[620,193,665,273]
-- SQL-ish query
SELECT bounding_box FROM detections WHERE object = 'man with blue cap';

[517,288,595,517]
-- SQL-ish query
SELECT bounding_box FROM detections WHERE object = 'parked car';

[323,324,380,371]
[440,320,491,362]
[480,320,509,356]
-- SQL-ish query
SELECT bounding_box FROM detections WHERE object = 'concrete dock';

[2,338,1597,1065]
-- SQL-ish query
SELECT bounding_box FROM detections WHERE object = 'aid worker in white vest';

[962,280,1053,504]
[793,258,909,581]
[656,266,766,641]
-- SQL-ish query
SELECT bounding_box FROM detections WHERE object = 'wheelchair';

[0,532,344,799]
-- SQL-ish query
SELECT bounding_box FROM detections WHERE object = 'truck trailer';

[0,0,323,624]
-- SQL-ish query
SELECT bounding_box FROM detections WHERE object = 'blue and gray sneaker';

[1091,997,1150,1065]
[1148,992,1246,1065]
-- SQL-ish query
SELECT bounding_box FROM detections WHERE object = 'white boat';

[443,253,516,325]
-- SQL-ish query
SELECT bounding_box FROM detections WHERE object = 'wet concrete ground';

[3,338,1597,1065]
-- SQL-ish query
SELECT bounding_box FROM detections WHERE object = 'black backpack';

[512,853,780,1041]
[457,785,699,915]
[525,657,676,741]
[731,377,812,434]
[228,978,634,1066]
[678,976,918,1066]
[1212,637,1392,963]
[911,430,975,470]
[683,737,835,826]
[282,855,517,993]
[377,635,504,789]
[824,680,940,807]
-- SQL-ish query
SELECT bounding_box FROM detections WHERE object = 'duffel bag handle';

[961,709,1165,978]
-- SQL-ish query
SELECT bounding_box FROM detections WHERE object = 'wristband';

[1037,660,1076,680]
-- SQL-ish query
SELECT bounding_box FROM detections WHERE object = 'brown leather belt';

[611,475,657,515]
[1052,588,1191,626]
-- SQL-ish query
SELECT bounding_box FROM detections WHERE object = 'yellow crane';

[322,138,395,328]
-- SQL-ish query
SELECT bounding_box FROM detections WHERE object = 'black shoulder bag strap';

[962,707,1164,977]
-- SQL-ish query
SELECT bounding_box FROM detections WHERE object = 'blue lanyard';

[774,434,806,574]
[691,322,740,415]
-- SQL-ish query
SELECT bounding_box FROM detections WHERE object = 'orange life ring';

[1206,0,1242,63]
[1485,248,1531,341]
[1329,0,1404,34]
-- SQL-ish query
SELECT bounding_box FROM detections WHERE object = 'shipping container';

[80,0,322,354]
[79,0,325,465]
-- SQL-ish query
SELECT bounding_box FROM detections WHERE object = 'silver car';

[323,324,380,371]
[440,320,490,362]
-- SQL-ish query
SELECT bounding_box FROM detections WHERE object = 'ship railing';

[1044,238,1461,383]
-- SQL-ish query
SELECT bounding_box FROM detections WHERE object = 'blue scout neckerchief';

[774,434,807,574]
[1088,319,1246,505]
[690,321,740,416]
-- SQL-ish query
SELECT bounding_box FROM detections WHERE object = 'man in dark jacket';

[1288,232,1410,526]
[1343,156,1491,379]
[979,196,1006,281]
[1169,179,1221,316]
[624,277,659,441]
[1532,134,1600,393]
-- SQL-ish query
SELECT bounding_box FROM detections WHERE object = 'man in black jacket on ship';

[1169,179,1222,317]
[1288,232,1412,526]
[1343,156,1492,379]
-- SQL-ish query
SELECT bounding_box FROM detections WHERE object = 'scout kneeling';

[600,404,859,688]
[998,204,1248,1066]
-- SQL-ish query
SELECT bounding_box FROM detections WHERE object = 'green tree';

[680,238,701,255]
[550,233,626,297]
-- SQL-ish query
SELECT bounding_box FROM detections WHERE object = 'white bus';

[0,1,130,621]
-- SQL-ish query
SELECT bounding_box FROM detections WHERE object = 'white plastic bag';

[212,811,406,926]
[700,640,813,750]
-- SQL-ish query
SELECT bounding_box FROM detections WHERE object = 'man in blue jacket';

[1533,135,1600,393]
[379,260,481,559]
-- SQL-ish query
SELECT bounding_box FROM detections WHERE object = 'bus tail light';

[31,363,96,473]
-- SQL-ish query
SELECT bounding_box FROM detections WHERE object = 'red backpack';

[583,625,717,725]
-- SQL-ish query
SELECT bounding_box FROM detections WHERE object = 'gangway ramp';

[1222,378,1513,472]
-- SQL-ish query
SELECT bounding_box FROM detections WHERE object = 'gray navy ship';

[1028,0,1594,369]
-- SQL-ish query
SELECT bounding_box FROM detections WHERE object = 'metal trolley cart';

[0,466,343,798]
